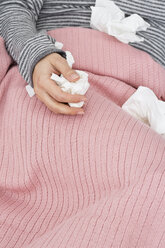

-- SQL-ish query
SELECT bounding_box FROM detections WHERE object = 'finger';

[43,78,87,103]
[41,92,84,115]
[52,54,80,82]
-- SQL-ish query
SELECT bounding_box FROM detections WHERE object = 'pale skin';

[33,53,87,115]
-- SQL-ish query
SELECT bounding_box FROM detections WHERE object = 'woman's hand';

[33,53,87,115]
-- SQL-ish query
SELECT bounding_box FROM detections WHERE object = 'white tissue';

[55,41,64,49]
[91,0,150,44]
[55,42,75,67]
[51,70,90,108]
[26,41,90,108]
[52,46,89,108]
[122,86,165,136]
[26,85,35,97]
[65,51,75,68]
[52,47,89,108]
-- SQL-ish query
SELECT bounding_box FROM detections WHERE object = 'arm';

[0,0,86,115]
[0,0,66,87]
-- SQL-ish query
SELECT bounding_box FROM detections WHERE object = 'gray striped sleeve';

[0,0,66,87]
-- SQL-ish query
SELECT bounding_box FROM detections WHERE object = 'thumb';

[53,54,80,82]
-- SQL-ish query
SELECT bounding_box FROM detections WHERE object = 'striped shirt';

[0,0,165,87]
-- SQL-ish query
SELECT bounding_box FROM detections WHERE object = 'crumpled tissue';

[26,41,90,108]
[122,86,165,137]
[90,0,150,44]
[51,70,89,108]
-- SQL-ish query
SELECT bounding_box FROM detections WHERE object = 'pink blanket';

[0,27,165,248]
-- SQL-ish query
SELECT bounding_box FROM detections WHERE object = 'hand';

[32,53,87,115]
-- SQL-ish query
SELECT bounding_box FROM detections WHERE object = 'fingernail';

[70,73,79,81]
[77,111,84,115]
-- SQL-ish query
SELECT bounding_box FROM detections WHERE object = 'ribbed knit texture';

[0,27,165,248]
[0,0,165,87]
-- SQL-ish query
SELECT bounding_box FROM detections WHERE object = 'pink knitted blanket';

[0,27,165,248]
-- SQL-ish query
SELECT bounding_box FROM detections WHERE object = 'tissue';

[51,46,89,108]
[91,0,150,44]
[51,70,90,108]
[26,41,90,108]
[26,85,35,97]
[122,86,165,136]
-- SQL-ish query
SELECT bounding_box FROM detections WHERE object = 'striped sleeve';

[0,0,66,87]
